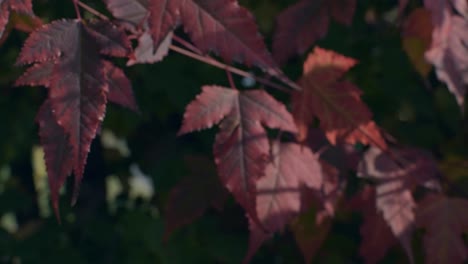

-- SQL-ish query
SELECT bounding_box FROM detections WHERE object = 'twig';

[72,0,82,19]
[77,1,109,21]
[169,45,292,93]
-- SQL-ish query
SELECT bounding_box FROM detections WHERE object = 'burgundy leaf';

[358,146,441,263]
[293,47,386,148]
[127,31,172,66]
[36,100,74,221]
[424,0,468,109]
[148,0,279,74]
[103,61,139,112]
[0,0,33,39]
[103,0,149,28]
[244,142,322,262]
[163,155,228,240]
[179,85,297,222]
[15,61,53,87]
[273,0,356,64]
[16,19,136,205]
[416,194,468,264]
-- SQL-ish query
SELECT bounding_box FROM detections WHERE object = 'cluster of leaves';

[1,0,468,263]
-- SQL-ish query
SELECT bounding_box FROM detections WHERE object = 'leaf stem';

[77,1,109,21]
[226,70,236,89]
[169,45,291,93]
[172,35,202,55]
[72,0,82,20]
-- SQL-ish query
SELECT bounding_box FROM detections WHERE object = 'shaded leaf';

[179,85,297,223]
[16,19,135,206]
[358,146,441,263]
[36,100,74,221]
[244,142,322,262]
[148,0,278,74]
[416,194,468,264]
[273,0,356,64]
[349,186,397,264]
[163,155,228,240]
[0,0,33,39]
[293,47,386,148]
[424,0,468,109]
[103,61,139,112]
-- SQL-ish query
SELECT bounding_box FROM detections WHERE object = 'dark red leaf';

[103,61,139,112]
[0,0,33,39]
[148,0,278,74]
[293,47,386,148]
[103,0,149,28]
[416,194,468,264]
[273,0,356,64]
[358,146,442,263]
[15,61,53,87]
[36,100,74,221]
[16,19,136,206]
[244,142,322,262]
[163,155,228,240]
[179,85,297,223]
[349,187,398,264]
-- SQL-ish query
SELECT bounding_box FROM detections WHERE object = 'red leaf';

[358,146,441,263]
[350,187,398,264]
[36,100,74,222]
[244,142,322,262]
[416,194,468,264]
[179,85,297,222]
[16,19,136,206]
[0,0,33,39]
[103,61,139,112]
[148,0,278,73]
[15,61,53,87]
[103,0,149,28]
[273,0,356,64]
[293,47,386,148]
[424,0,468,109]
[163,155,228,240]
[104,0,172,65]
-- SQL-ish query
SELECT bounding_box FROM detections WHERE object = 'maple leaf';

[416,194,468,264]
[104,0,172,65]
[358,146,441,263]
[147,0,278,73]
[244,142,322,263]
[178,85,297,223]
[36,100,74,221]
[424,0,468,109]
[103,61,139,112]
[292,47,386,148]
[16,19,134,206]
[0,0,33,39]
[349,186,398,264]
[163,155,228,240]
[273,0,356,64]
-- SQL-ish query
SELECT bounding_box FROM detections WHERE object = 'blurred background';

[0,0,466,263]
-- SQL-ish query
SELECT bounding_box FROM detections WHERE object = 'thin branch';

[72,0,82,19]
[77,1,109,21]
[172,35,202,54]
[169,45,292,93]
[226,70,236,89]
